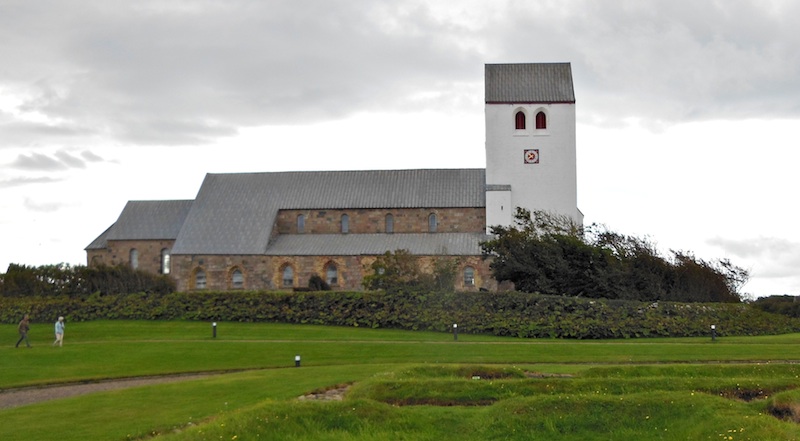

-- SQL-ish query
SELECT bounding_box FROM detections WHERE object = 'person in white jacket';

[53,316,65,347]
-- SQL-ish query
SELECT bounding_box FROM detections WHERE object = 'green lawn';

[3,321,800,440]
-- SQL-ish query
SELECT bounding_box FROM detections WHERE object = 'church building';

[86,63,581,292]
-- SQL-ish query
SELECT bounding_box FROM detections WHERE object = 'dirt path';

[0,374,213,410]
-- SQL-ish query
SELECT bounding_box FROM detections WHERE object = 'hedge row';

[2,290,798,339]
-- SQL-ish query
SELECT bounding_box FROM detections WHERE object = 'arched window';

[231,268,244,289]
[535,111,547,130]
[515,111,526,130]
[428,213,437,233]
[464,266,475,287]
[326,263,338,286]
[282,265,294,287]
[195,269,207,290]
[385,213,394,233]
[341,214,349,233]
[129,249,139,270]
[297,214,305,233]
[160,248,170,274]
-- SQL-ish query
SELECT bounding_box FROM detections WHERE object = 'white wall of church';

[484,103,580,229]
[485,188,512,231]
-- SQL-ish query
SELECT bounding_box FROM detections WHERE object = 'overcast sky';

[1,0,799,298]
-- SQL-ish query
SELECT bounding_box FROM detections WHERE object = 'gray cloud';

[0,1,481,147]
[54,150,86,169]
[80,150,104,162]
[0,0,798,149]
[489,1,800,124]
[0,176,61,189]
[11,152,68,171]
[8,149,100,171]
[24,197,66,213]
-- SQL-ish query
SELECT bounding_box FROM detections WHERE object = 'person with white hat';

[53,316,65,347]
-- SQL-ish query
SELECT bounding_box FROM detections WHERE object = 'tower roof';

[485,63,575,104]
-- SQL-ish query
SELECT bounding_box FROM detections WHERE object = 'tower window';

[297,214,305,233]
[515,111,526,130]
[428,213,438,233]
[341,214,349,233]
[535,111,547,130]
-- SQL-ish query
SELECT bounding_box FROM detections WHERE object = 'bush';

[0,263,175,297]
[2,290,797,338]
[308,275,331,291]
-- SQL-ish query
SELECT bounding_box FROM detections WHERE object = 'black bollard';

[212,322,217,339]
[295,355,301,367]
[711,325,716,342]
[453,323,458,341]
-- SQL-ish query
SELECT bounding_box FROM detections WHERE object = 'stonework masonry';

[88,207,495,292]
[169,254,495,292]
[275,207,486,235]
[87,239,174,275]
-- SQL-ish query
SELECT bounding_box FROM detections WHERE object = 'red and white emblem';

[524,149,539,164]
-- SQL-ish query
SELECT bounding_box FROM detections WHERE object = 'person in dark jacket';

[16,314,31,348]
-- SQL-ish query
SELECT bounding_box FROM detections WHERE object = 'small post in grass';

[295,354,301,367]
[453,323,458,341]
[711,324,716,342]
[212,322,217,339]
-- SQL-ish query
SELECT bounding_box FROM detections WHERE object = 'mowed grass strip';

[4,321,800,389]
[2,321,800,440]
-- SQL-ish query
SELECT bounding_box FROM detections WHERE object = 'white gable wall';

[484,102,581,231]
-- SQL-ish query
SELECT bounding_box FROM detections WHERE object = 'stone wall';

[89,207,497,292]
[275,207,486,234]
[169,253,496,292]
[87,239,174,275]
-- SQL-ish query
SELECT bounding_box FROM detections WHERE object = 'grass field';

[3,321,800,440]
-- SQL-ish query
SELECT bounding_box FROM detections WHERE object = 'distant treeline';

[752,295,800,318]
[0,263,175,297]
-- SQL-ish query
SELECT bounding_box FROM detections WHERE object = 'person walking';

[53,316,65,347]
[15,314,31,348]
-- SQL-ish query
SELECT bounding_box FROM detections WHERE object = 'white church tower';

[484,63,582,231]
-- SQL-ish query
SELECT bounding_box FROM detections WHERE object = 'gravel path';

[0,374,212,410]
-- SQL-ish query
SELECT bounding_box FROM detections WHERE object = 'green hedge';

[2,290,798,339]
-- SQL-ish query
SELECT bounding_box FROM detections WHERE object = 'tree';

[362,250,460,292]
[481,208,747,303]
[481,208,606,296]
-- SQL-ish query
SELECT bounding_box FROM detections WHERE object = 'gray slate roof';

[265,233,490,256]
[171,169,486,255]
[485,63,575,104]
[85,200,193,249]
[85,224,115,250]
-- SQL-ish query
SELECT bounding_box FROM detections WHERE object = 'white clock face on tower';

[524,149,539,164]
